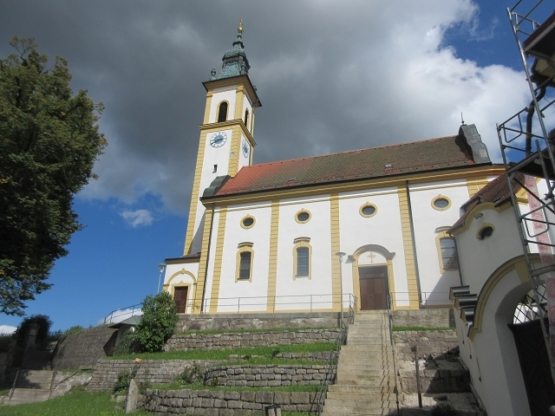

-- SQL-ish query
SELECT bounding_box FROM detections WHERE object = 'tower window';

[244,109,249,129]
[217,102,228,122]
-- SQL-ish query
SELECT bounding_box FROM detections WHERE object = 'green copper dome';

[211,22,250,80]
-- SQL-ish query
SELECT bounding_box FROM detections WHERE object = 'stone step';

[328,384,397,393]
[341,345,393,351]
[15,370,53,389]
[337,369,396,377]
[324,398,399,410]
[8,388,50,404]
[336,375,397,385]
[326,391,398,402]
[321,409,398,416]
[337,363,395,370]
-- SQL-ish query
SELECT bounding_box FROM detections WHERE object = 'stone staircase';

[322,310,398,416]
[7,369,53,405]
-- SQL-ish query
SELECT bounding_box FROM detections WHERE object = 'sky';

[0,0,551,333]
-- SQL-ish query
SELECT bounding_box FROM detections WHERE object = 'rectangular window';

[297,247,309,276]
[239,252,252,279]
[440,238,459,269]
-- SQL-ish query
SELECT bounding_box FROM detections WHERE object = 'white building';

[161,25,504,315]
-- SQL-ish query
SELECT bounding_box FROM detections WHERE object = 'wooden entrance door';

[359,266,388,310]
[174,286,188,313]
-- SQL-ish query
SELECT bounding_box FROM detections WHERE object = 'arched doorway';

[352,244,396,311]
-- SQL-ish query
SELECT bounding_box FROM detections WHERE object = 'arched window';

[236,242,254,281]
[217,102,228,122]
[435,228,459,272]
[293,237,312,279]
[244,109,249,129]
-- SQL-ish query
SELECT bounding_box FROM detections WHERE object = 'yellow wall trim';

[209,207,228,313]
[266,200,280,312]
[466,176,489,197]
[330,194,341,312]
[191,204,215,314]
[450,201,512,236]
[397,184,420,309]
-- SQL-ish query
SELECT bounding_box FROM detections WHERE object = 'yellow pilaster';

[192,204,215,314]
[202,91,214,124]
[234,85,245,119]
[266,200,280,312]
[330,193,341,311]
[228,125,242,177]
[397,185,420,309]
[209,206,228,313]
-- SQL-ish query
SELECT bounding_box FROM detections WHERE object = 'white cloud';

[0,325,17,335]
[120,209,154,227]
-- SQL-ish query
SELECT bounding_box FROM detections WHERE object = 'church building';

[162,24,505,315]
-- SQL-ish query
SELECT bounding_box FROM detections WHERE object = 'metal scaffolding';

[497,0,555,387]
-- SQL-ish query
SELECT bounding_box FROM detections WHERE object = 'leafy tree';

[136,292,178,353]
[0,37,106,315]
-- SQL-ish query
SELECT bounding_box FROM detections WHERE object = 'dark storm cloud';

[0,1,530,216]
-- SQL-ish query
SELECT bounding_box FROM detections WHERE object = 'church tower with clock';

[183,21,261,255]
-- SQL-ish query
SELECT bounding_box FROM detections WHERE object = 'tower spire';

[210,19,250,80]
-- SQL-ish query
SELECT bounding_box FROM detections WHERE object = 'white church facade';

[162,25,505,315]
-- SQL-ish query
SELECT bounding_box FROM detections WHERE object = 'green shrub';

[113,330,139,356]
[113,365,139,395]
[431,403,458,416]
[15,314,52,346]
[135,292,178,353]
[63,325,84,337]
[175,363,204,385]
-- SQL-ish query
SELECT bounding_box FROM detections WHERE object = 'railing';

[315,295,356,415]
[102,303,142,325]
[389,291,451,307]
[387,294,401,415]
[201,293,355,314]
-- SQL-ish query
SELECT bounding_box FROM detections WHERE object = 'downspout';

[406,180,423,307]
[200,204,216,313]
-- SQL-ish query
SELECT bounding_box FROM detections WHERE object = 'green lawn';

[0,390,314,415]
[112,342,336,362]
[0,391,150,416]
[178,326,336,335]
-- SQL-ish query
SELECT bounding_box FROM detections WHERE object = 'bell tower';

[183,21,262,255]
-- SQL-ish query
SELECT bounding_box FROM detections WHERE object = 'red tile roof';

[449,171,521,232]
[214,135,481,197]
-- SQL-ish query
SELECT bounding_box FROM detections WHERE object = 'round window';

[478,226,494,240]
[296,211,310,223]
[359,203,378,218]
[241,216,255,229]
[432,196,451,210]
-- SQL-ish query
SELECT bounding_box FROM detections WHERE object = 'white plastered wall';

[208,87,237,123]
[338,188,409,308]
[163,261,200,314]
[409,180,469,304]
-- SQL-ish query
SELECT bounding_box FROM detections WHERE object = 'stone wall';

[391,309,455,328]
[144,389,320,415]
[204,365,330,387]
[165,329,341,352]
[52,326,118,370]
[393,330,458,361]
[51,371,93,397]
[87,359,216,392]
[398,361,470,394]
[176,312,341,332]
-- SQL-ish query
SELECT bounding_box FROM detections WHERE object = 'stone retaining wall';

[176,312,341,332]
[87,359,216,392]
[144,389,320,415]
[204,365,330,387]
[392,309,454,328]
[394,330,458,361]
[165,329,341,352]
[398,365,470,394]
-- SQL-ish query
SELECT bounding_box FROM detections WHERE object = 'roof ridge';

[243,135,458,169]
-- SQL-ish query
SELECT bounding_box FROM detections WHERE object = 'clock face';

[210,132,227,148]
[242,140,249,158]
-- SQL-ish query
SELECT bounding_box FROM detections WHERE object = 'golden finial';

[238,18,243,34]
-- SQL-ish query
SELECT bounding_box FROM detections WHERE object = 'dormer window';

[217,102,228,122]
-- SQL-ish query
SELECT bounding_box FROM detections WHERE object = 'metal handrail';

[388,294,401,415]
[314,294,356,415]
[102,303,142,325]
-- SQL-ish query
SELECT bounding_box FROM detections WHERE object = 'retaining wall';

[204,365,330,387]
[165,329,341,352]
[175,312,341,332]
[391,309,454,328]
[87,359,216,392]
[144,389,320,415]
[393,330,458,361]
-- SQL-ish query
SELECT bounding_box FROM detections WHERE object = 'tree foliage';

[136,292,178,353]
[0,37,106,315]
